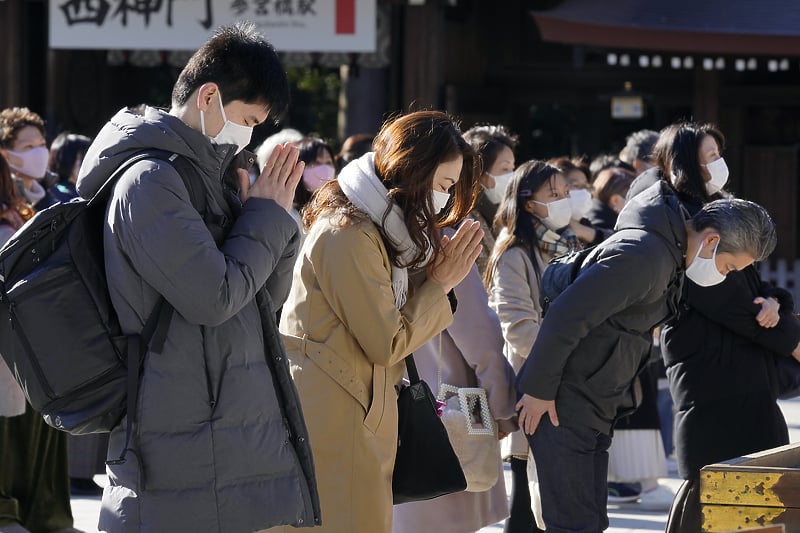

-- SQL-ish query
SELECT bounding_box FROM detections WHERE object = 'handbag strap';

[436,333,461,402]
[404,353,422,384]
[437,333,443,394]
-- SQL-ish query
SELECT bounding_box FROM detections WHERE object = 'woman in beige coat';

[484,160,580,533]
[276,111,483,533]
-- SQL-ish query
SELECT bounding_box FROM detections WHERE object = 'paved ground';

[71,398,800,532]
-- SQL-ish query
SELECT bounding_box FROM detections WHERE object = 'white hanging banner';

[49,0,375,52]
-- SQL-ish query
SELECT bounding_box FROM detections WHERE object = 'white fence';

[760,259,800,304]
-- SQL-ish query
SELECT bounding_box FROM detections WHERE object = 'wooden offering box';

[701,443,800,531]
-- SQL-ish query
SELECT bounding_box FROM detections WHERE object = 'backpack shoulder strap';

[89,149,229,240]
[571,244,600,277]
[92,149,189,466]
[87,149,179,207]
[168,155,229,238]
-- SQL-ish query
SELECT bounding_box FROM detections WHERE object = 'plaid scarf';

[534,219,581,263]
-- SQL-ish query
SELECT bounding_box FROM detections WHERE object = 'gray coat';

[77,107,320,532]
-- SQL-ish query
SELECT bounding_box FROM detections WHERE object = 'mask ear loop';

[199,87,211,136]
[693,235,720,262]
[216,90,228,123]
[530,199,552,218]
[199,87,224,136]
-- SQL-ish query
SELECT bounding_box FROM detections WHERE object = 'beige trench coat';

[274,216,454,533]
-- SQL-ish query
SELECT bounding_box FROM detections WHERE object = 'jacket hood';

[615,180,688,266]
[626,166,662,201]
[77,106,230,199]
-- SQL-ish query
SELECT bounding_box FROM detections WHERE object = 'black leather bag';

[775,354,800,400]
[392,354,467,504]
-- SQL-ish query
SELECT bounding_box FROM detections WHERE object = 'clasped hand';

[237,143,304,212]
[427,220,484,294]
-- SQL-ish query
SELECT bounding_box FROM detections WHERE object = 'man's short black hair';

[172,22,289,122]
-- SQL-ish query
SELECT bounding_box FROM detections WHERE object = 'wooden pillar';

[692,69,720,125]
[339,64,390,139]
[401,4,445,109]
[0,0,25,109]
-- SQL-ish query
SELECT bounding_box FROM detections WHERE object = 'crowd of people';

[1,21,799,533]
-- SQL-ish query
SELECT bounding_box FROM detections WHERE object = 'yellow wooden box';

[701,443,800,532]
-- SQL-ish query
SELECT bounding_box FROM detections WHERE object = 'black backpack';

[0,150,223,456]
[539,245,598,316]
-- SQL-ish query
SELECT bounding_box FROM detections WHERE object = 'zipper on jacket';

[207,376,216,409]
[284,416,293,443]
[199,329,216,409]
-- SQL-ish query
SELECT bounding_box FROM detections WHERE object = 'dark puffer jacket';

[77,106,320,532]
[517,181,686,434]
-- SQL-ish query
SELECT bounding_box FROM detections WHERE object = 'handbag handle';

[436,333,459,401]
[404,353,422,384]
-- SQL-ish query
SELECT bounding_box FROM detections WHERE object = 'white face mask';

[568,188,593,220]
[685,239,726,287]
[6,146,50,179]
[483,171,514,204]
[199,90,253,154]
[431,189,451,213]
[533,197,572,231]
[703,157,729,195]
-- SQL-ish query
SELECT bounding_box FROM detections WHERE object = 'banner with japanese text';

[50,0,375,52]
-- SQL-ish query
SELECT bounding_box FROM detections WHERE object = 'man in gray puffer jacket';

[515,181,776,533]
[76,22,320,532]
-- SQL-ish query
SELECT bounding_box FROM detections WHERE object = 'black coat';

[585,199,618,232]
[518,181,686,434]
[585,196,662,431]
[662,267,800,479]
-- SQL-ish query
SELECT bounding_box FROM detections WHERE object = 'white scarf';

[338,153,431,309]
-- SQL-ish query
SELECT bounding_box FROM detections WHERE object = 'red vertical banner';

[336,0,356,34]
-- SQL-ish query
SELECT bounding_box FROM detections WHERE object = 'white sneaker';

[637,484,676,511]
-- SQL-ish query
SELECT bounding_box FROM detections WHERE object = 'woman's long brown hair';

[304,110,480,270]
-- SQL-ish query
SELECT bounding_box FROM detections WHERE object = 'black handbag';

[392,354,467,504]
[774,354,800,400]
